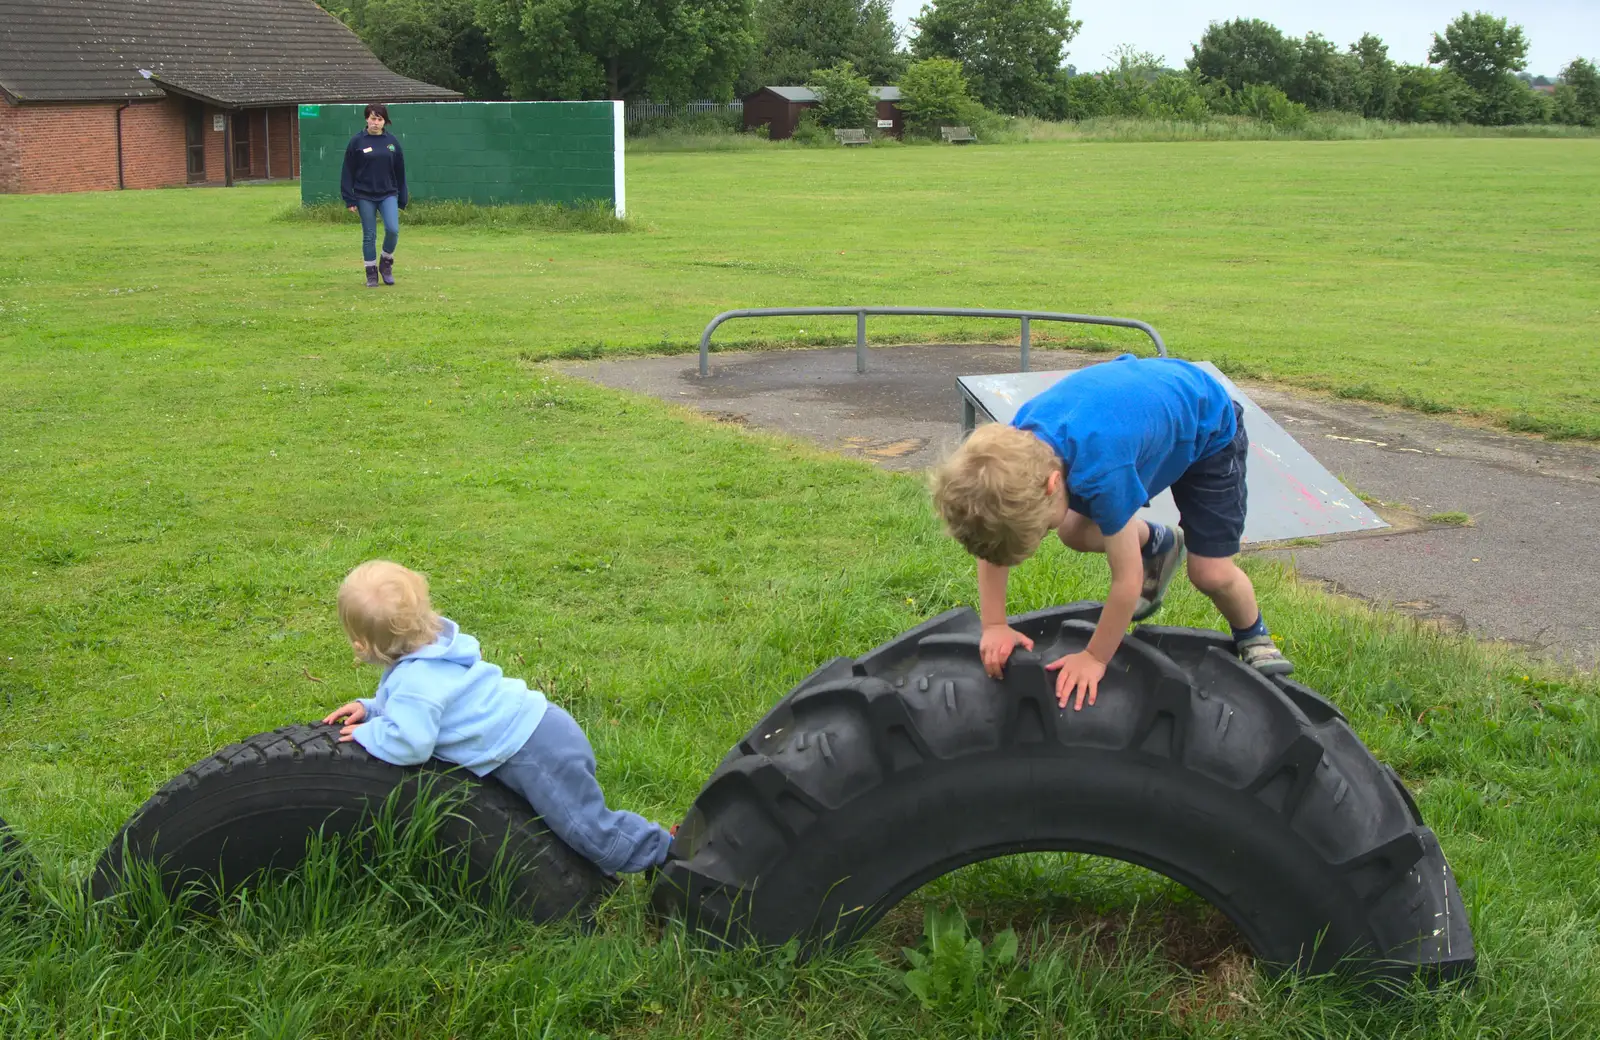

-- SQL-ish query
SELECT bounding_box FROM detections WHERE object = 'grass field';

[2,139,1599,1037]
[6,138,1599,436]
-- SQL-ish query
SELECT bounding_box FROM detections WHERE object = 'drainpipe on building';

[223,110,234,188]
[115,101,131,189]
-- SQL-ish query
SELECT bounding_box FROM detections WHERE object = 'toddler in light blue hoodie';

[321,560,672,875]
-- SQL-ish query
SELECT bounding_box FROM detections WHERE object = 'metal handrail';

[696,306,1168,376]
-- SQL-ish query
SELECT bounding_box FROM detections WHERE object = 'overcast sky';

[886,0,1600,77]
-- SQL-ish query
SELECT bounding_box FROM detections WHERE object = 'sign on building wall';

[296,101,625,215]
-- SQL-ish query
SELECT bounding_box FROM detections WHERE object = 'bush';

[1222,83,1310,129]
[806,61,877,130]
[1394,65,1474,123]
[1047,69,1212,123]
[624,108,742,138]
[1047,72,1108,120]
[790,110,833,145]
[899,57,973,137]
[1148,73,1210,121]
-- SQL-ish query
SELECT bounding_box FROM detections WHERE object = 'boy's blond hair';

[337,560,443,666]
[929,423,1062,566]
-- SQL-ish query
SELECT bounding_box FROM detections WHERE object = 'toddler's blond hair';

[929,424,1062,566]
[337,560,443,665]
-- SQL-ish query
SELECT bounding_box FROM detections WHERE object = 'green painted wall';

[298,101,623,214]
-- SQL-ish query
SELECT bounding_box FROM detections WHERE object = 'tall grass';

[630,113,1600,152]
[628,130,789,153]
[1011,112,1600,143]
[280,198,634,232]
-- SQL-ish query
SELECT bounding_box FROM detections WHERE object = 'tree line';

[318,0,1599,129]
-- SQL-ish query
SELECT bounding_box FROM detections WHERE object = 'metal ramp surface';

[956,362,1387,545]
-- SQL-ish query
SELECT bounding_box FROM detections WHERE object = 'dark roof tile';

[0,0,459,105]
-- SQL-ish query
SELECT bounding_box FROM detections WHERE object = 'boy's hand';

[1047,651,1107,711]
[980,624,1034,678]
[323,701,366,726]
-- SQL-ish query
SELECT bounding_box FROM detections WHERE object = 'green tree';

[1186,18,1298,93]
[897,56,974,135]
[1104,44,1164,80]
[1394,64,1474,122]
[1286,32,1355,111]
[1349,33,1399,118]
[322,0,505,98]
[806,60,877,128]
[476,0,753,101]
[1554,57,1600,126]
[911,0,1081,115]
[1428,11,1529,95]
[743,0,905,93]
[1427,10,1534,123]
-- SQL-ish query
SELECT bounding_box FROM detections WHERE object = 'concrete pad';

[561,345,1600,670]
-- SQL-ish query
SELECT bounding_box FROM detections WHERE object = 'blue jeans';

[489,706,672,875]
[356,196,399,263]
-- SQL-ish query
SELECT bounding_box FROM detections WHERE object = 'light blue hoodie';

[353,618,548,775]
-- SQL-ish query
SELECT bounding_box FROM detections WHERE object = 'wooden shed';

[742,85,903,140]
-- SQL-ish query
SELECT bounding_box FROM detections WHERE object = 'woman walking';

[340,103,408,287]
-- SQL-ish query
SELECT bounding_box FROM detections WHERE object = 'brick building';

[0,0,459,194]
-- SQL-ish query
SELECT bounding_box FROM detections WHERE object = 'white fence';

[623,100,744,124]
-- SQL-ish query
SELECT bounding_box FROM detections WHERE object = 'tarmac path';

[562,345,1600,670]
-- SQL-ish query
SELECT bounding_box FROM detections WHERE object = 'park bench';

[940,125,978,144]
[834,128,869,146]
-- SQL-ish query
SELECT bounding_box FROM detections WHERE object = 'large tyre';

[1,814,30,896]
[92,723,612,920]
[653,605,1474,984]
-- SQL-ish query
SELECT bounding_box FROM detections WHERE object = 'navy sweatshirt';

[340,130,408,208]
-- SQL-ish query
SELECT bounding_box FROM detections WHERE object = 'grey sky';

[886,0,1600,77]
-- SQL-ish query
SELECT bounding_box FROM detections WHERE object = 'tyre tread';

[654,608,1474,983]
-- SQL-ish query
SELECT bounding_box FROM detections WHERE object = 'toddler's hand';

[323,700,366,726]
[979,624,1034,679]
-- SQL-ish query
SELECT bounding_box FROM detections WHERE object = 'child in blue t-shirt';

[321,560,671,875]
[930,355,1293,711]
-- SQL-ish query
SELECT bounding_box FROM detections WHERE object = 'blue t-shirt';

[1011,355,1237,537]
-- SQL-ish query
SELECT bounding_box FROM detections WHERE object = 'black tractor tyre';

[1,814,31,898]
[91,723,613,920]
[652,605,1474,985]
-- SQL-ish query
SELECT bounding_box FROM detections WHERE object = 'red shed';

[742,85,903,140]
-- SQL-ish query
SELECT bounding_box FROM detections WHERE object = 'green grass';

[1428,512,1474,526]
[282,198,634,232]
[10,137,1596,437]
[1,141,1598,1036]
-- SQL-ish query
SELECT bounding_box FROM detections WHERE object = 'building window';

[232,112,251,174]
[185,102,206,181]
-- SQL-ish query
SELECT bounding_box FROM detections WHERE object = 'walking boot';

[379,252,395,286]
[364,262,379,288]
[1133,526,1185,621]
